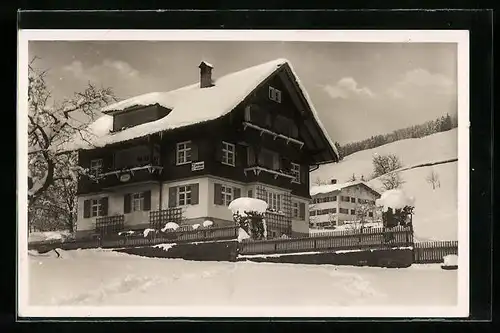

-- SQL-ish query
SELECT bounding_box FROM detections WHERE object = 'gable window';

[222,141,235,166]
[132,192,145,212]
[176,141,192,165]
[268,86,282,103]
[178,185,192,206]
[90,159,103,177]
[291,163,301,183]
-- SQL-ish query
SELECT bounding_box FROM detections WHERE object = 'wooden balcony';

[242,121,305,149]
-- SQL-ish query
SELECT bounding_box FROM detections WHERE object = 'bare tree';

[426,169,441,190]
[381,171,405,190]
[348,173,357,182]
[28,57,116,205]
[372,153,403,178]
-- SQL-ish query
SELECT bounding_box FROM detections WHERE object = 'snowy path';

[28,249,457,307]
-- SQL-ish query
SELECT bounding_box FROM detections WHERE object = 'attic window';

[268,86,282,103]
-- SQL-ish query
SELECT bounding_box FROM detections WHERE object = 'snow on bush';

[202,220,214,227]
[154,243,176,252]
[143,229,156,237]
[375,189,415,212]
[238,228,251,242]
[29,231,72,243]
[192,224,201,230]
[161,222,179,232]
[118,231,135,236]
[228,197,268,217]
[443,254,458,267]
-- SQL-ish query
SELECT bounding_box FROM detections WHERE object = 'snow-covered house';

[309,180,380,228]
[65,58,339,239]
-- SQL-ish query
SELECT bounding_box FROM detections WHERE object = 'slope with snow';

[312,128,458,184]
[28,249,457,307]
[368,161,458,241]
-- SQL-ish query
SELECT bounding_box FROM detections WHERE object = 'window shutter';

[247,146,255,166]
[233,187,241,200]
[168,187,177,208]
[124,193,131,214]
[299,202,306,220]
[215,141,223,162]
[214,183,223,205]
[170,146,177,165]
[100,197,109,216]
[143,190,151,211]
[235,145,242,167]
[191,183,199,205]
[190,142,199,161]
[83,200,91,218]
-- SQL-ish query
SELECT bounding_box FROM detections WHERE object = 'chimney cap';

[199,61,213,69]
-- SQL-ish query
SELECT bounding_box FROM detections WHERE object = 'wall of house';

[161,177,210,224]
[76,182,161,237]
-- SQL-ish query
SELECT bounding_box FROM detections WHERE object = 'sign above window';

[191,161,205,171]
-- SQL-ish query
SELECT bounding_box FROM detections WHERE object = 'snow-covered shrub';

[143,228,156,238]
[202,220,214,228]
[229,197,268,240]
[161,222,180,232]
[238,228,251,242]
[192,224,201,230]
[376,189,415,228]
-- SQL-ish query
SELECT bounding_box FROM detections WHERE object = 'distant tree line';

[335,113,457,160]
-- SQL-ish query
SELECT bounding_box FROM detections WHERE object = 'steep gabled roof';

[62,58,339,162]
[310,180,381,198]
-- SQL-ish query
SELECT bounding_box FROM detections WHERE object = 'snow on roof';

[310,180,369,196]
[61,58,338,158]
[200,60,213,68]
[375,189,415,212]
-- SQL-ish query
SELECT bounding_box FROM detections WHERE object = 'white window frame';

[266,191,282,212]
[132,192,145,212]
[291,163,301,183]
[91,198,102,217]
[268,86,282,103]
[178,185,192,206]
[90,159,103,177]
[176,141,192,165]
[221,141,236,166]
[292,201,299,218]
[221,185,233,206]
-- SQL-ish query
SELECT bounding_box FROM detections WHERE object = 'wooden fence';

[413,241,458,263]
[239,226,414,255]
[28,226,238,253]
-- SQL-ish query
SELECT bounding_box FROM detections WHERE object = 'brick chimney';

[330,179,337,184]
[199,61,214,88]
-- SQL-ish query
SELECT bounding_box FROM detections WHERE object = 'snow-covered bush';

[192,224,201,230]
[229,197,268,240]
[143,228,156,237]
[376,189,415,228]
[238,228,251,242]
[202,220,214,228]
[161,222,180,232]
[443,254,458,267]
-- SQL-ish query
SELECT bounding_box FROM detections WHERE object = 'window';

[292,201,299,218]
[268,86,282,103]
[132,192,145,212]
[291,163,301,183]
[351,209,356,215]
[247,190,253,198]
[176,141,192,165]
[310,210,317,216]
[267,191,282,212]
[368,212,374,217]
[178,185,192,206]
[90,159,103,177]
[222,141,235,166]
[339,208,349,214]
[221,185,233,206]
[350,197,356,203]
[91,199,103,217]
[341,196,350,202]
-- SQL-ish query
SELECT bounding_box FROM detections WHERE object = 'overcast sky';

[29,41,457,144]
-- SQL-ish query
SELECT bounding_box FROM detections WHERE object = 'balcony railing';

[244,166,296,182]
[242,121,305,149]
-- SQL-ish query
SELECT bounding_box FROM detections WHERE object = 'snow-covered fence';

[413,241,458,264]
[239,225,413,255]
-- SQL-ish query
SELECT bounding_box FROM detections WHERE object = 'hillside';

[310,129,459,242]
[311,128,458,184]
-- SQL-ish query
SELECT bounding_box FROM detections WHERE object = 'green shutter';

[143,190,151,211]
[214,183,223,205]
[191,183,199,205]
[124,194,131,213]
[168,187,177,207]
[83,200,91,218]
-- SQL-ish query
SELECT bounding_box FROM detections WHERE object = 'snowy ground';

[28,249,457,307]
